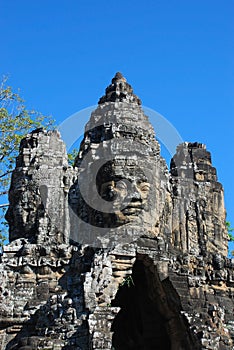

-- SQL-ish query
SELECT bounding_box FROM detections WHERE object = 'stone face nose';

[127,186,142,201]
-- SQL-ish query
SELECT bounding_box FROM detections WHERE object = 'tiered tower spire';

[98,72,141,105]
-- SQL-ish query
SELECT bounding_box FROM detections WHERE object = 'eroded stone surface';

[6,129,72,245]
[0,73,233,349]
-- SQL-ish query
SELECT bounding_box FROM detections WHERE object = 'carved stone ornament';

[0,74,232,350]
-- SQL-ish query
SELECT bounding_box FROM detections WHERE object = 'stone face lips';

[0,73,233,350]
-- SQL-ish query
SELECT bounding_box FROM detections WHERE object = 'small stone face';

[170,141,227,256]
[5,129,72,245]
[0,74,233,350]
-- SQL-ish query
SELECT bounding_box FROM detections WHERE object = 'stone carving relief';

[0,73,232,350]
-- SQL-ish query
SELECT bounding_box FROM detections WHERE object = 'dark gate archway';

[111,257,199,350]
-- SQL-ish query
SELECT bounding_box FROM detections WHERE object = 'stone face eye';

[115,180,128,190]
[100,182,116,200]
[105,185,115,195]
[138,183,150,192]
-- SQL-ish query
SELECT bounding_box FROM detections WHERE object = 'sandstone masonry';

[0,73,233,350]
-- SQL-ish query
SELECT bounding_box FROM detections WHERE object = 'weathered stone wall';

[0,73,233,350]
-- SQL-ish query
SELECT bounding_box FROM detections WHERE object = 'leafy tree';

[0,77,53,249]
[226,221,234,257]
[68,147,79,166]
[226,221,234,241]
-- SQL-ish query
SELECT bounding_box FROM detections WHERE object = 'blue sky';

[1,1,234,251]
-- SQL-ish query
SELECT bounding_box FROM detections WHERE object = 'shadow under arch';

[111,255,200,350]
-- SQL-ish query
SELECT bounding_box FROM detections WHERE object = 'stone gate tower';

[0,73,233,350]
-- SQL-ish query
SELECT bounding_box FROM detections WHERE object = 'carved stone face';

[97,162,151,225]
[100,179,150,217]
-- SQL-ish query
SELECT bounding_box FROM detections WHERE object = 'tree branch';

[0,170,13,178]
[0,190,9,196]
[0,203,9,208]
